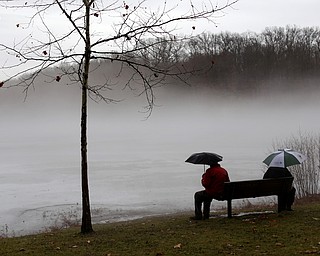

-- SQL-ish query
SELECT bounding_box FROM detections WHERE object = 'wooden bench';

[221,177,294,218]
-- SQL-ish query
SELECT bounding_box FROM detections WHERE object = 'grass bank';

[1,198,320,256]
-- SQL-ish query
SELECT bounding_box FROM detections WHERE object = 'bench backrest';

[222,177,294,200]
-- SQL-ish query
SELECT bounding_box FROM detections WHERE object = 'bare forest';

[131,25,320,92]
[4,25,320,97]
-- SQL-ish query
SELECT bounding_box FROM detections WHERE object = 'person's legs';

[194,190,213,219]
[203,197,213,219]
[286,187,296,210]
[194,190,205,219]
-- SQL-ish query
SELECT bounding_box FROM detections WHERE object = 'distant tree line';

[133,26,320,91]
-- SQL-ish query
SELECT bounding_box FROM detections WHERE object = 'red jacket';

[201,164,230,198]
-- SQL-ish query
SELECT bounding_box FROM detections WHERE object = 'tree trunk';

[80,82,93,233]
[80,0,93,234]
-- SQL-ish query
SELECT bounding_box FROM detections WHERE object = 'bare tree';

[0,0,238,233]
[270,131,320,198]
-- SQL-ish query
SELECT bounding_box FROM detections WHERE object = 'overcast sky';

[210,0,319,33]
[0,0,318,36]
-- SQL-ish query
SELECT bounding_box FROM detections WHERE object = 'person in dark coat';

[193,163,230,220]
[263,167,296,211]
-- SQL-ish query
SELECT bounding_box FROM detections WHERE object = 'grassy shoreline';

[1,197,320,255]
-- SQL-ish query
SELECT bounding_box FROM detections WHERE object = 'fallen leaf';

[174,243,182,249]
[304,250,319,254]
[0,82,4,87]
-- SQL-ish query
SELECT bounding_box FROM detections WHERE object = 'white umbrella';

[263,148,307,168]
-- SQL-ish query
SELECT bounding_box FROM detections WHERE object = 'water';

[1,82,320,236]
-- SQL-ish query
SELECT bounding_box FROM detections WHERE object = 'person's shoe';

[189,216,202,220]
[286,208,294,211]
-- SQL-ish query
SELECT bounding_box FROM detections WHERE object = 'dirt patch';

[295,194,320,205]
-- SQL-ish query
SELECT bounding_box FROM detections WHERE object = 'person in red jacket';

[192,163,230,220]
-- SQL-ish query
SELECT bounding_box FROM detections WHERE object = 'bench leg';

[227,200,232,218]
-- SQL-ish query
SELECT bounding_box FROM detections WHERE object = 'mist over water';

[1,79,320,236]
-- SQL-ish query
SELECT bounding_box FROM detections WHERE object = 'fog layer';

[1,79,319,236]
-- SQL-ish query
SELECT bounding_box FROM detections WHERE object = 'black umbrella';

[185,152,223,166]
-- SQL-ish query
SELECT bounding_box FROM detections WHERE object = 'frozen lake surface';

[1,84,319,236]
